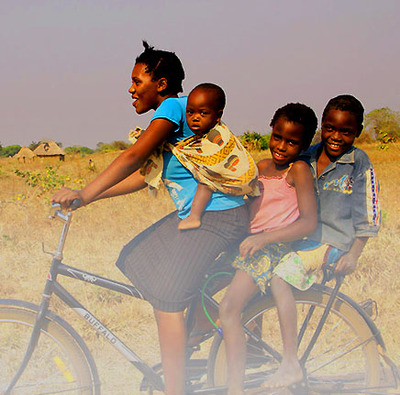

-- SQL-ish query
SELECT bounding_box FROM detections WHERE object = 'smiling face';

[128,63,164,114]
[321,109,360,160]
[269,117,306,168]
[186,89,222,136]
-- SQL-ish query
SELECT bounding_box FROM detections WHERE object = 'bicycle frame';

[5,204,398,394]
[4,206,232,394]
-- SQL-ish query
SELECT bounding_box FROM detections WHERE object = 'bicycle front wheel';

[208,285,381,394]
[0,299,99,395]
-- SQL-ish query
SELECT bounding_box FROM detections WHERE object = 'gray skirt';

[116,205,249,312]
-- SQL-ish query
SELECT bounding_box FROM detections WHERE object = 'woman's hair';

[135,41,185,96]
[270,103,318,149]
[322,94,364,132]
[192,83,226,111]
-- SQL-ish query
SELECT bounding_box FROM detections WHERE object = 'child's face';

[186,89,222,136]
[321,109,360,159]
[128,63,162,114]
[269,117,305,168]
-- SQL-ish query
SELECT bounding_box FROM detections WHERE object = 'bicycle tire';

[207,285,381,394]
[0,299,100,395]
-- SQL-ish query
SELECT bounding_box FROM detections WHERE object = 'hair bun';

[142,40,154,52]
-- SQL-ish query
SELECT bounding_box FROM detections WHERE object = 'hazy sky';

[1,0,399,148]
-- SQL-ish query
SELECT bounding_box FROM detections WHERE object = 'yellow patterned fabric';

[171,122,259,196]
[233,242,292,293]
[129,123,260,196]
[128,127,164,191]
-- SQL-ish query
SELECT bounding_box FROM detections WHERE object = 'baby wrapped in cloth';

[129,122,260,197]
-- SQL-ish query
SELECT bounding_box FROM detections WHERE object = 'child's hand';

[239,233,266,258]
[335,237,368,275]
[335,252,358,275]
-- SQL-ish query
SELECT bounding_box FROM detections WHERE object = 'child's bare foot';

[227,384,245,395]
[263,360,304,389]
[227,389,244,395]
[178,217,201,230]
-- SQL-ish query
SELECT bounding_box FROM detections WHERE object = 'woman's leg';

[265,275,303,388]
[219,270,258,395]
[154,309,186,395]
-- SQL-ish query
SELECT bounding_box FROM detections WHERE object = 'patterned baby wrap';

[129,122,260,197]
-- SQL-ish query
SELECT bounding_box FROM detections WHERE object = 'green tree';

[240,132,270,150]
[0,145,21,157]
[65,146,94,156]
[96,140,130,153]
[365,108,400,147]
[28,141,41,151]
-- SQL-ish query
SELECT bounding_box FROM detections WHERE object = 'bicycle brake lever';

[42,242,55,257]
[49,199,81,219]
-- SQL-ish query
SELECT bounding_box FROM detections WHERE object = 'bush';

[0,145,21,158]
[96,140,130,153]
[240,132,270,151]
[65,146,95,156]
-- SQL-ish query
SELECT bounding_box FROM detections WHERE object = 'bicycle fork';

[4,272,56,394]
[298,275,344,365]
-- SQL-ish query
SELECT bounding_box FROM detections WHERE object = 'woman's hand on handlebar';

[52,188,84,210]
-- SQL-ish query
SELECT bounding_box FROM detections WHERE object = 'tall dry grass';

[0,144,399,393]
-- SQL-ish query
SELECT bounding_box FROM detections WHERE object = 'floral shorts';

[233,240,346,292]
[232,242,291,293]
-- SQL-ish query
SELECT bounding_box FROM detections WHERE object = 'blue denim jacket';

[301,143,380,251]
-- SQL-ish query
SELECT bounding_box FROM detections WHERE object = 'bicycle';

[1,202,399,394]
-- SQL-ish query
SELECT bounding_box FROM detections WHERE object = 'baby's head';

[186,83,226,136]
[270,103,318,151]
[321,95,364,158]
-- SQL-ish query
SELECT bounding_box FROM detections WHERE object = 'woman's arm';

[93,170,147,201]
[52,118,174,207]
[240,161,317,257]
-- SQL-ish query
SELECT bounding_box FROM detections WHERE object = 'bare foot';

[227,386,244,395]
[178,217,201,230]
[263,360,304,389]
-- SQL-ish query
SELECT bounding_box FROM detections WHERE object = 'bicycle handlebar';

[322,260,345,283]
[51,198,82,210]
[49,199,82,224]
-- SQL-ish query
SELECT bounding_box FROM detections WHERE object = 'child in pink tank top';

[249,165,299,234]
[219,103,318,394]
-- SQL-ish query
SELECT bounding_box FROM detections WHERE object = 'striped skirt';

[116,205,249,312]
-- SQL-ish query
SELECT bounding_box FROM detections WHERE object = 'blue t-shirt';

[150,96,245,218]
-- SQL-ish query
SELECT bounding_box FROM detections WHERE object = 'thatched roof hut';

[34,141,66,161]
[13,147,36,162]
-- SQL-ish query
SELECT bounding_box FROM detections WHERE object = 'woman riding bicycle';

[52,41,251,395]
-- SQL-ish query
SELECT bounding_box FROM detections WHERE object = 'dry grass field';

[0,143,399,393]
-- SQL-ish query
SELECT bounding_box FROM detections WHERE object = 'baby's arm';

[178,183,213,230]
[240,160,317,257]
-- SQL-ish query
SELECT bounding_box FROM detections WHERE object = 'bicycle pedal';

[359,298,378,319]
[288,380,309,395]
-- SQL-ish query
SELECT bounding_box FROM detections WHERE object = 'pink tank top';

[249,168,299,233]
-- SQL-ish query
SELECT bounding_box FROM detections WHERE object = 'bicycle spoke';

[308,335,376,376]
[1,302,96,394]
[208,289,382,393]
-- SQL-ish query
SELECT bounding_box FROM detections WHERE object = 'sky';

[1,0,399,149]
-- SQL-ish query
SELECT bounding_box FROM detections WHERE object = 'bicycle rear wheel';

[0,299,99,395]
[208,286,381,394]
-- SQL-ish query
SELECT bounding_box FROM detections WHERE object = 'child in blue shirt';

[263,94,381,391]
